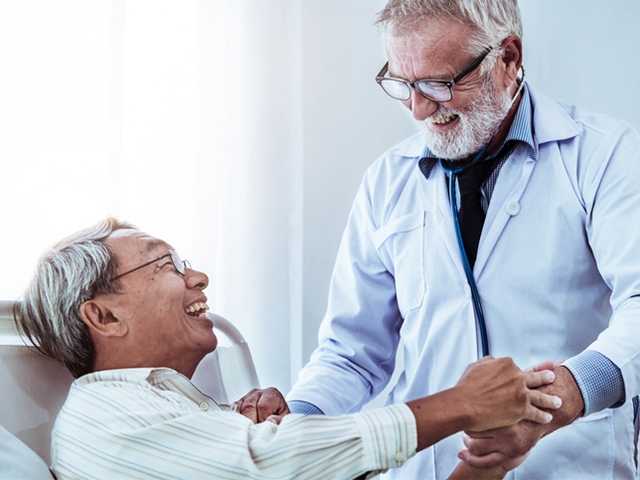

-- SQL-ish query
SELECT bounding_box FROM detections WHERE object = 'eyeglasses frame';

[111,252,191,282]
[375,46,494,103]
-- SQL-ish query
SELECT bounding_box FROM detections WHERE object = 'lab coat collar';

[527,82,582,144]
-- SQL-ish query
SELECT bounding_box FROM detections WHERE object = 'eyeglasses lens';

[171,252,186,275]
[380,79,411,101]
[415,81,452,102]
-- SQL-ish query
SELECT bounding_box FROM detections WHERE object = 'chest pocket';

[372,212,426,316]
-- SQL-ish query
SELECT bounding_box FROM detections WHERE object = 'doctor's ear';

[79,300,128,338]
[499,35,523,86]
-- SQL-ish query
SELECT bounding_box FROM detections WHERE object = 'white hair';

[13,218,133,377]
[377,0,523,73]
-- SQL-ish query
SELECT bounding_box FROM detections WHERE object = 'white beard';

[422,78,513,160]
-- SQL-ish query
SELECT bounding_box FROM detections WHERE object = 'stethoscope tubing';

[443,152,490,357]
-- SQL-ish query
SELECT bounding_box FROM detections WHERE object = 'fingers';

[266,414,284,425]
[463,434,498,457]
[524,369,555,388]
[235,388,289,424]
[235,389,260,423]
[523,404,553,425]
[257,388,287,421]
[458,449,506,469]
[527,360,561,372]
[528,390,562,410]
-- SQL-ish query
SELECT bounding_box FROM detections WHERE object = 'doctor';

[287,0,640,479]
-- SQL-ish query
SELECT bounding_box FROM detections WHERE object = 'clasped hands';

[233,387,290,425]
[455,361,585,478]
[229,359,585,480]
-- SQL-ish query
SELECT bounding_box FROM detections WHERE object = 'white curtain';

[0,0,302,391]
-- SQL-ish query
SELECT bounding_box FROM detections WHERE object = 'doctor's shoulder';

[555,102,640,177]
[554,101,640,160]
[360,131,428,220]
[541,101,640,216]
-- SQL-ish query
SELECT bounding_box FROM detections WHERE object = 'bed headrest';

[0,425,54,479]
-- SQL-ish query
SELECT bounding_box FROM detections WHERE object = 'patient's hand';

[234,388,290,424]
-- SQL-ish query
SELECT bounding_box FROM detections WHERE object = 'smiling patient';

[13,218,561,480]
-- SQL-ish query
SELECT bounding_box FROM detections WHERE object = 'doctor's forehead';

[106,229,173,259]
[386,20,476,78]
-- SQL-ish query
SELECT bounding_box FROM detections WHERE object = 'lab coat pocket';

[516,408,615,479]
[372,212,426,316]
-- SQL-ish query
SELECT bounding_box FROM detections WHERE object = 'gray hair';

[13,217,134,378]
[377,0,523,72]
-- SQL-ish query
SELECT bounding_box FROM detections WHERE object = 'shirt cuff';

[353,404,418,474]
[563,350,626,416]
[288,400,325,416]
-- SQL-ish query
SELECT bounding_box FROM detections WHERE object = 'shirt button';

[395,451,404,464]
[506,201,521,216]
[199,401,209,411]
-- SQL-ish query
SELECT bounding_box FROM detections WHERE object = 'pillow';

[0,426,54,479]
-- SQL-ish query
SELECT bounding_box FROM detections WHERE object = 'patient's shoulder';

[55,369,199,434]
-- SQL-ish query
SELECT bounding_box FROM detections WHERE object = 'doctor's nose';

[409,91,439,121]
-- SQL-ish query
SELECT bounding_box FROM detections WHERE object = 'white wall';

[296,0,640,379]
[519,0,640,129]
[299,0,414,364]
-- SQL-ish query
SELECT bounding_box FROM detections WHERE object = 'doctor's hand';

[234,388,290,424]
[456,357,562,432]
[448,453,528,480]
[458,363,584,470]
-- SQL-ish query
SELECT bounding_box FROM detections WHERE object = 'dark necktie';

[442,156,497,267]
[456,162,490,267]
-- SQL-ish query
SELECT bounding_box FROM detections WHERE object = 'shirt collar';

[74,367,177,386]
[499,83,536,157]
[74,367,231,410]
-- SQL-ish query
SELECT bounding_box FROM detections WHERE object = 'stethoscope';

[439,70,526,357]
[442,150,490,357]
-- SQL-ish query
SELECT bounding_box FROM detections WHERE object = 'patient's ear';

[79,300,128,338]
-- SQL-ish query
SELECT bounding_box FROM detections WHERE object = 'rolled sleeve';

[564,350,625,416]
[354,404,418,474]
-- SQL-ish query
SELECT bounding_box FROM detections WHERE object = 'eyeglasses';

[375,47,493,103]
[111,252,191,281]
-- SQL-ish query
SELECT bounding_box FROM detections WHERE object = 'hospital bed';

[0,300,259,477]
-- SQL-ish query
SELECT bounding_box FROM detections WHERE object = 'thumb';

[266,414,284,425]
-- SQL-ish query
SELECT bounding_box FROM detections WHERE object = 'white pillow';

[0,426,54,479]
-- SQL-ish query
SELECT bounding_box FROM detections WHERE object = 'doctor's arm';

[460,126,640,470]
[286,176,405,415]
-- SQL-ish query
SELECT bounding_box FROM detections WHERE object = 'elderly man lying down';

[13,218,561,480]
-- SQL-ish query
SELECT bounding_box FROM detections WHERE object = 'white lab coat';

[288,84,640,479]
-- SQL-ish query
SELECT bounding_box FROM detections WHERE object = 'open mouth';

[185,301,209,318]
[429,112,459,128]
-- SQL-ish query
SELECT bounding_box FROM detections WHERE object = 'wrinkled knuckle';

[516,386,528,404]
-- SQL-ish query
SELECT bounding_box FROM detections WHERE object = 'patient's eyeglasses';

[112,252,191,281]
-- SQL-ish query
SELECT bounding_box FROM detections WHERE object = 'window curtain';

[0,0,303,391]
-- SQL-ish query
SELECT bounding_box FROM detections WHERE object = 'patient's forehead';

[106,229,173,264]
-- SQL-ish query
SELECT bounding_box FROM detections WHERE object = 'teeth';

[185,302,209,315]
[430,112,458,125]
